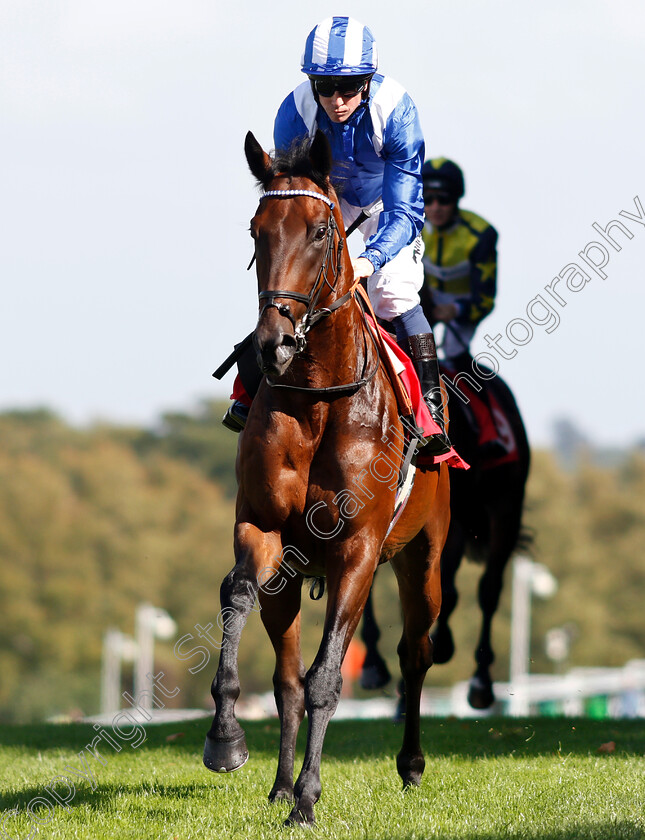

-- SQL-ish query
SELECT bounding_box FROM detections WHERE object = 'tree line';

[0,404,643,722]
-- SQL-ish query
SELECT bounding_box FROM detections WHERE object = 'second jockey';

[421,157,507,457]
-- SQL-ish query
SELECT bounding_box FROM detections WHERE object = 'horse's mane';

[254,137,333,195]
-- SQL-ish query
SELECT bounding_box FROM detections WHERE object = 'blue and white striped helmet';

[301,17,378,76]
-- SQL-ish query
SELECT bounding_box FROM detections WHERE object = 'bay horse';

[203,130,451,826]
[360,366,531,710]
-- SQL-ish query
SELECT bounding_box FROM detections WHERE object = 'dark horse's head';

[244,131,345,379]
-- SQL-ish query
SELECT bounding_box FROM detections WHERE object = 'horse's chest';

[242,441,359,522]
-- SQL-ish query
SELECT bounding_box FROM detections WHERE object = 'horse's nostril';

[282,333,297,349]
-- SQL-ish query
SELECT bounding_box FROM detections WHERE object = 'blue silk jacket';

[274,73,425,272]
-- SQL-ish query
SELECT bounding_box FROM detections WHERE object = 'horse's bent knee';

[305,664,342,712]
[221,566,258,605]
[397,636,433,676]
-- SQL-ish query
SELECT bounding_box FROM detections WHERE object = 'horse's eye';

[314,226,327,241]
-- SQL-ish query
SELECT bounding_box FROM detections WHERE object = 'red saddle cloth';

[441,366,520,468]
[231,326,468,470]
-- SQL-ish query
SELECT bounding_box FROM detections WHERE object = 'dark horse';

[361,365,531,710]
[203,131,451,826]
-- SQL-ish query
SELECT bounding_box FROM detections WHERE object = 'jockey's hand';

[432,303,459,323]
[352,257,375,282]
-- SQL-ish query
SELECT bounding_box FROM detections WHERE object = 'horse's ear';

[244,131,272,185]
[309,130,332,179]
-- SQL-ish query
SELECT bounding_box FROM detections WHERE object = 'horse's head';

[244,131,347,379]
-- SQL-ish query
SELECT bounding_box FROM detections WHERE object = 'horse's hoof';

[284,804,315,827]
[468,677,495,710]
[397,753,425,788]
[203,733,249,773]
[401,775,422,790]
[360,660,391,690]
[269,786,294,804]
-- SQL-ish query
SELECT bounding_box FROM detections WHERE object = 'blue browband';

[260,189,335,210]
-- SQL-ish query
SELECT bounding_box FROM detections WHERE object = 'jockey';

[224,16,450,455]
[420,157,505,454]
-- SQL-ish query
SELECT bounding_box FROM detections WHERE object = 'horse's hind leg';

[468,508,521,709]
[260,573,305,803]
[430,519,466,665]
[391,529,443,788]
[359,577,392,689]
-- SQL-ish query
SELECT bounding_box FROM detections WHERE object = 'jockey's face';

[317,88,364,123]
[424,193,457,228]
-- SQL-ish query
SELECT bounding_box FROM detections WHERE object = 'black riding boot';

[408,334,452,456]
[222,401,249,433]
[221,337,262,433]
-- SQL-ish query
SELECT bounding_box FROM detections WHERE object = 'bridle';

[256,189,352,354]
[253,188,379,395]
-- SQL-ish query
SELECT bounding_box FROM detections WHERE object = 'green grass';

[1,717,644,839]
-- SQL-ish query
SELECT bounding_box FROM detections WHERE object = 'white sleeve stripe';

[369,77,406,154]
[293,82,319,136]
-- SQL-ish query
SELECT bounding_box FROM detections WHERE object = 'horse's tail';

[514,524,535,556]
[464,507,533,564]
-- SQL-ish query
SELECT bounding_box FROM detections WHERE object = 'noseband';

[256,189,350,354]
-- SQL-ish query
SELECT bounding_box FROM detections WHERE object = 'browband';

[260,189,335,210]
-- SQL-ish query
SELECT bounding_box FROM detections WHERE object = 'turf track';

[1,717,643,839]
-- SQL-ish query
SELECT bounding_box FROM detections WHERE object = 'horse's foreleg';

[391,527,444,789]
[260,573,305,803]
[286,554,377,827]
[204,524,282,773]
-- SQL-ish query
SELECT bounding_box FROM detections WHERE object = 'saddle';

[441,365,520,468]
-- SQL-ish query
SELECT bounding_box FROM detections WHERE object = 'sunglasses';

[424,192,453,206]
[313,77,368,98]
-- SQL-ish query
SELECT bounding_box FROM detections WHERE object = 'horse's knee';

[273,669,305,714]
[305,663,342,713]
[221,566,258,608]
[396,636,433,677]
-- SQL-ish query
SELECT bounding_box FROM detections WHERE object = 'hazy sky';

[2,0,644,446]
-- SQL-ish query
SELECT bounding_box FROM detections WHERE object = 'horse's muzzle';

[254,311,298,377]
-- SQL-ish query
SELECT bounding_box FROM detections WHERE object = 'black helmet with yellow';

[422,158,465,202]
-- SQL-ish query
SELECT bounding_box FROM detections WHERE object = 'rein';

[256,188,380,396]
